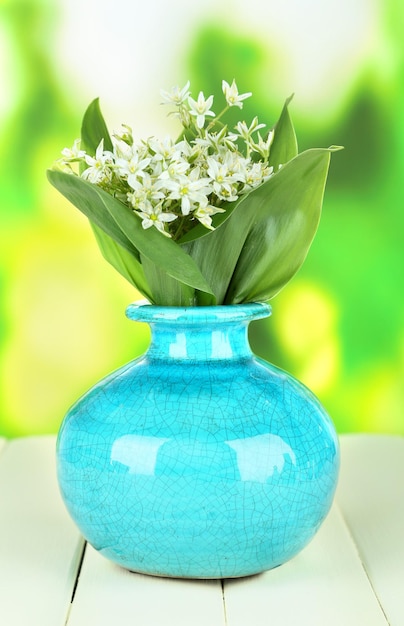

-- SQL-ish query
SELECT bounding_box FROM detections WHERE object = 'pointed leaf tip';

[81,97,113,154]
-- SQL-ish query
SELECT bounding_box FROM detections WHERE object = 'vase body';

[56,303,339,579]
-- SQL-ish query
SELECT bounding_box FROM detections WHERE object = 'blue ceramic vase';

[56,302,339,579]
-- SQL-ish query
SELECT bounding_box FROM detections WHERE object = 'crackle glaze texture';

[56,303,339,579]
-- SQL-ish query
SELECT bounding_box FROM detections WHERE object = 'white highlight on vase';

[226,434,296,483]
[169,332,188,358]
[211,330,235,358]
[111,434,169,475]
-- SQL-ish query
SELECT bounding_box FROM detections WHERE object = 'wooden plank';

[0,436,85,626]
[67,544,225,626]
[336,434,404,626]
[223,504,388,626]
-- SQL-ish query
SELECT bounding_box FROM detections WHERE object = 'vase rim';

[126,301,271,323]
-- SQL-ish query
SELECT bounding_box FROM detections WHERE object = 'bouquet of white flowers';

[48,80,340,306]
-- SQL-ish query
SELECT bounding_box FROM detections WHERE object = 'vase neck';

[149,321,251,361]
[126,303,271,362]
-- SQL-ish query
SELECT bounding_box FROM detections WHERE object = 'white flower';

[148,136,183,162]
[112,137,133,160]
[182,139,209,165]
[242,162,273,189]
[206,156,241,199]
[135,202,177,237]
[250,130,274,160]
[221,150,249,178]
[222,80,252,109]
[163,170,212,216]
[61,139,86,160]
[127,173,165,208]
[116,152,151,185]
[82,139,113,184]
[160,81,191,106]
[193,203,225,229]
[188,92,215,129]
[196,127,237,153]
[159,158,190,181]
[234,117,266,142]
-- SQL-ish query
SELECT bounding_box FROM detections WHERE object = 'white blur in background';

[55,0,380,132]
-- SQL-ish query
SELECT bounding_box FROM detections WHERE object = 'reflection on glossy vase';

[56,303,339,579]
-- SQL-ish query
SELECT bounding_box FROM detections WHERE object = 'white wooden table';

[0,434,403,626]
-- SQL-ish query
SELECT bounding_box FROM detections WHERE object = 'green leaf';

[81,98,113,154]
[177,197,240,245]
[140,255,198,306]
[268,95,298,171]
[226,148,335,303]
[182,214,247,305]
[46,169,214,297]
[91,223,154,301]
[183,147,337,305]
[47,169,140,258]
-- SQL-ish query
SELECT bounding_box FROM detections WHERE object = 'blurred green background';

[0,0,403,438]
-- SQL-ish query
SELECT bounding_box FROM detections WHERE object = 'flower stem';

[206,105,230,133]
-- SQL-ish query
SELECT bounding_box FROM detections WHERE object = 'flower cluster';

[58,80,274,239]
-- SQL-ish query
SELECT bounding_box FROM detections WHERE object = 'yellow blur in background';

[0,0,403,437]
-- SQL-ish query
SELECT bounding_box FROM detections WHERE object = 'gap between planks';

[64,542,88,626]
